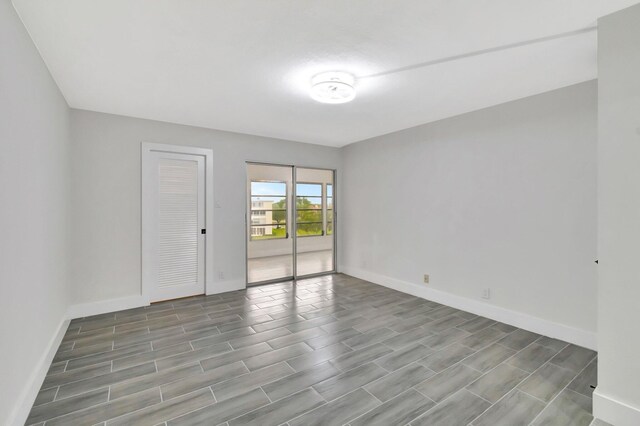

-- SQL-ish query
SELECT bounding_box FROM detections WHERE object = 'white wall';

[341,82,597,346]
[0,2,70,424]
[69,110,342,304]
[595,4,640,425]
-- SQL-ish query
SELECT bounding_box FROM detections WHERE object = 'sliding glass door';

[246,163,335,285]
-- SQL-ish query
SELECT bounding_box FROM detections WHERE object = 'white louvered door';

[150,152,205,302]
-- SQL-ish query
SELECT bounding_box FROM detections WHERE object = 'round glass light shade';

[310,72,356,104]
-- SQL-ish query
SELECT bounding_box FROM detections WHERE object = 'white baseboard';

[594,388,640,426]
[342,266,597,350]
[8,317,69,426]
[207,279,245,295]
[66,295,149,320]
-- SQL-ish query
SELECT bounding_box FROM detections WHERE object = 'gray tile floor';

[28,274,598,425]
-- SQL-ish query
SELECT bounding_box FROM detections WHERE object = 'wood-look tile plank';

[382,327,434,350]
[66,342,152,371]
[191,326,257,350]
[228,387,325,426]
[167,388,270,426]
[112,342,192,371]
[26,388,109,425]
[266,327,326,350]
[531,389,593,426]
[109,363,202,400]
[550,344,597,373]
[33,387,58,406]
[365,363,434,402]
[507,342,558,373]
[211,362,295,402]
[376,343,433,372]
[417,342,475,373]
[199,342,272,371]
[462,343,516,373]
[286,342,352,372]
[498,329,540,351]
[411,389,490,426]
[517,363,578,402]
[414,363,482,403]
[466,363,530,403]
[155,342,232,371]
[41,362,112,390]
[421,314,467,333]
[421,327,471,350]
[568,358,597,398]
[53,342,114,363]
[473,389,545,426]
[106,388,214,426]
[313,362,388,401]
[304,327,362,350]
[46,388,162,426]
[161,361,249,400]
[457,316,496,333]
[459,327,506,351]
[243,342,312,371]
[56,362,157,400]
[262,361,341,401]
[289,388,379,426]
[46,361,67,376]
[350,388,435,426]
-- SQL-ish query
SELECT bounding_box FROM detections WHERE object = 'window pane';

[296,196,321,209]
[251,196,286,209]
[297,209,322,223]
[296,183,322,197]
[251,217,287,226]
[250,225,287,240]
[327,220,333,235]
[327,197,333,209]
[327,184,333,197]
[251,181,286,196]
[297,223,323,236]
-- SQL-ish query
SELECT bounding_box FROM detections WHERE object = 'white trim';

[8,317,69,426]
[207,279,246,295]
[141,142,214,302]
[66,295,149,320]
[342,266,597,350]
[593,388,640,426]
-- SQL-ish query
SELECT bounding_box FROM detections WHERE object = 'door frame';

[141,142,214,302]
[245,161,337,286]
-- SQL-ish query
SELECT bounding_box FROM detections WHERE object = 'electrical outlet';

[482,288,491,299]
[218,272,225,280]
[423,274,429,284]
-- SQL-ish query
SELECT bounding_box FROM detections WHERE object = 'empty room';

[3,1,640,425]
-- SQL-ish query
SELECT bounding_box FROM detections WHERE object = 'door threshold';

[151,293,206,304]
[247,271,336,287]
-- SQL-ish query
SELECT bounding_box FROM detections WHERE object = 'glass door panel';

[295,168,335,277]
[247,163,294,284]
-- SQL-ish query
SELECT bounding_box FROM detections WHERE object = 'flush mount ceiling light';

[310,71,356,104]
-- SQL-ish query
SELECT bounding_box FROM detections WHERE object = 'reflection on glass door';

[295,168,335,277]
[247,163,293,284]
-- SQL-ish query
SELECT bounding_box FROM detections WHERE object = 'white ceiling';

[12,0,640,147]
